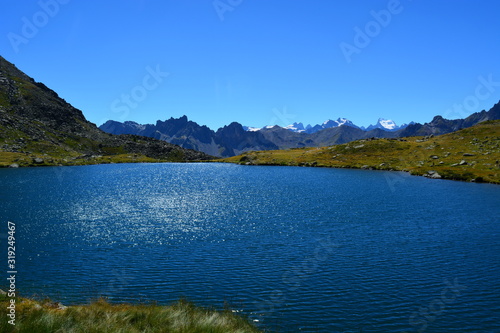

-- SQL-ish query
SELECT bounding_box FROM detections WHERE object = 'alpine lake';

[1,163,499,332]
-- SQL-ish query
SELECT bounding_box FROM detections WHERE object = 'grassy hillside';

[0,296,261,333]
[221,120,500,184]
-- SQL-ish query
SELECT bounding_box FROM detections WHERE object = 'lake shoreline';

[0,293,262,333]
[217,159,500,185]
[1,156,498,185]
[220,121,500,185]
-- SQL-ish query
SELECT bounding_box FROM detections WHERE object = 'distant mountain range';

[244,117,412,134]
[100,103,500,157]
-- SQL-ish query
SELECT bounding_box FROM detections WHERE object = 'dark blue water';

[1,163,499,332]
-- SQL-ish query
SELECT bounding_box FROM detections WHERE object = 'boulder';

[47,302,67,310]
[459,160,468,165]
[8,163,19,168]
[426,171,442,179]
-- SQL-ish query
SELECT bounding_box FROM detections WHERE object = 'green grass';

[0,90,9,108]
[0,296,262,333]
[220,120,500,184]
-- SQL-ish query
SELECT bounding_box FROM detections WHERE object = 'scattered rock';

[57,303,68,310]
[459,160,468,165]
[33,158,44,164]
[46,302,67,310]
[430,155,439,159]
[451,163,459,167]
[426,170,442,179]
[379,163,386,167]
[361,165,370,170]
[463,153,475,156]
[8,163,19,168]
[354,144,365,149]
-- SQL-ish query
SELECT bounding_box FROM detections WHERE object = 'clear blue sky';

[1,0,499,130]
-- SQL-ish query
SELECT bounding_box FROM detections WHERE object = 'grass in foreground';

[0,296,262,333]
[221,120,500,184]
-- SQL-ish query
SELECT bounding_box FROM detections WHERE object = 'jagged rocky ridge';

[100,103,500,157]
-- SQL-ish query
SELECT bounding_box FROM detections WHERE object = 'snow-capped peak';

[244,117,409,133]
[284,122,306,132]
[377,118,397,130]
[363,118,403,132]
[321,118,359,129]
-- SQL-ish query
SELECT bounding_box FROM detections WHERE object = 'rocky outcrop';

[396,102,500,137]
[0,56,213,163]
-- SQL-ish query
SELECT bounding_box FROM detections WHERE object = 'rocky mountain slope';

[0,56,212,167]
[101,103,500,158]
[397,106,500,136]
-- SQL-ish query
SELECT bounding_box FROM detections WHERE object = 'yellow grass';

[221,121,500,184]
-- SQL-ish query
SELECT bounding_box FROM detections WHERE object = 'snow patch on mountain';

[284,122,306,132]
[362,118,410,132]
[242,126,261,132]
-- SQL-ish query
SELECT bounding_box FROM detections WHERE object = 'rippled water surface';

[1,163,499,332]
